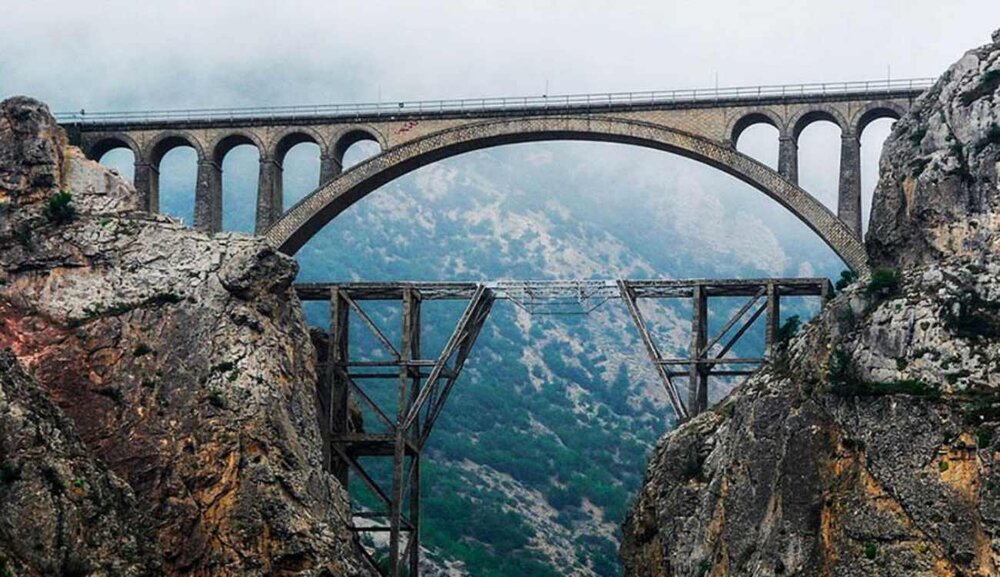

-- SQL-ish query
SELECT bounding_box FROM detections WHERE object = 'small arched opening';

[793,111,846,213]
[89,137,138,182]
[213,134,263,233]
[856,107,902,235]
[732,113,781,170]
[275,132,322,208]
[149,134,201,225]
[335,129,382,170]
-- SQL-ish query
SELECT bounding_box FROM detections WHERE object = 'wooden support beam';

[765,282,781,357]
[689,284,709,415]
[329,288,350,485]
[617,280,690,422]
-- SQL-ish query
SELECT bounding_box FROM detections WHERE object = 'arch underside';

[265,116,870,275]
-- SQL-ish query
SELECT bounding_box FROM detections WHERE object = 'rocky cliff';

[621,31,1000,577]
[0,97,376,576]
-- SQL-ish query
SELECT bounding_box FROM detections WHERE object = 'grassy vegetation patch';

[828,348,939,399]
[962,391,1000,425]
[943,290,1000,340]
[866,268,901,299]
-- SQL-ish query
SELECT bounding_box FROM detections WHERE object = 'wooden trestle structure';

[295,277,830,576]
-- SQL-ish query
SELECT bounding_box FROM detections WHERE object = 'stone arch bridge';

[60,78,933,275]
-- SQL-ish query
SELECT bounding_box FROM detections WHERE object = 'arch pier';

[296,277,831,577]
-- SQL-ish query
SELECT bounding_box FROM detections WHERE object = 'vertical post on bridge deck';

[689,284,709,416]
[396,288,422,577]
[328,287,350,485]
[765,282,781,357]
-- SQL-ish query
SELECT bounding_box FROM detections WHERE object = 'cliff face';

[0,97,376,576]
[621,32,1000,577]
[0,350,161,576]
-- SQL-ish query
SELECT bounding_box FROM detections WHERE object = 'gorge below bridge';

[59,78,931,576]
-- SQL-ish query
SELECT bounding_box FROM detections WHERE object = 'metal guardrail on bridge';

[54,77,935,125]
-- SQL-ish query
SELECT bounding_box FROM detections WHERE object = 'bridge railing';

[54,78,936,125]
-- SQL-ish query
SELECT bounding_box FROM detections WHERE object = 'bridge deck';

[295,277,832,301]
[56,78,933,128]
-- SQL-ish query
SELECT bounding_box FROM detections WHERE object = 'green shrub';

[776,315,801,347]
[208,390,227,410]
[0,461,21,484]
[938,461,950,472]
[44,191,76,224]
[866,268,901,299]
[96,386,124,405]
[986,123,1000,147]
[681,453,707,482]
[42,465,65,494]
[909,126,928,145]
[865,543,878,560]
[132,343,153,357]
[976,427,994,448]
[834,270,857,292]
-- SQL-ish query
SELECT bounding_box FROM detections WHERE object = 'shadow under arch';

[266,116,870,275]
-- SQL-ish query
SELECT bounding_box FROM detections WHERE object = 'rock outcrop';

[0,350,161,576]
[0,97,376,575]
[867,31,1000,269]
[621,31,1000,577]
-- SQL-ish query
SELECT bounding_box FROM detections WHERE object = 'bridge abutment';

[837,132,863,238]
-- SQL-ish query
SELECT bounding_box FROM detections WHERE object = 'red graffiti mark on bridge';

[395,121,419,135]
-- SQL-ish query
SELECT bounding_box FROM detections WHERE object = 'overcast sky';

[2,1,999,112]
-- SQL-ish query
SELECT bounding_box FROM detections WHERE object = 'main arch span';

[61,78,934,274]
[264,115,871,274]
